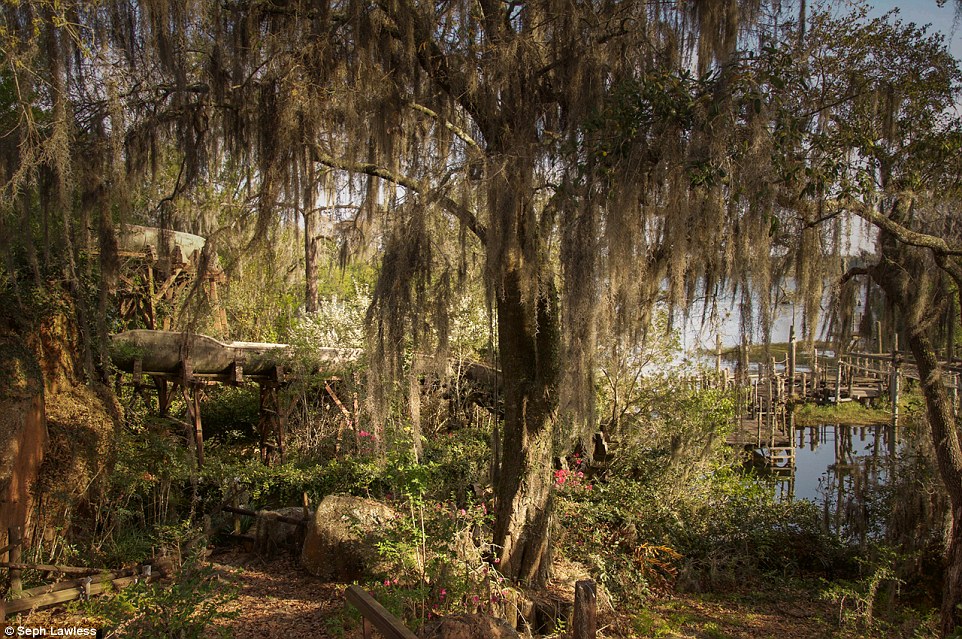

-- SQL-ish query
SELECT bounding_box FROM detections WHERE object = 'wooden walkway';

[719,336,962,472]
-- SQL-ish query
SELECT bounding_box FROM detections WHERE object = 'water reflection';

[770,423,900,540]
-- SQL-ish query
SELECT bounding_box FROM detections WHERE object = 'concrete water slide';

[118,225,207,261]
[110,329,361,378]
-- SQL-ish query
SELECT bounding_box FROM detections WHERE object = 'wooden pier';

[719,332,962,472]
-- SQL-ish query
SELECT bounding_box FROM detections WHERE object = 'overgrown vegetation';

[2,0,962,636]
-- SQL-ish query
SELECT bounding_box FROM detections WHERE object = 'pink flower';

[383,579,391,587]
[358,430,370,438]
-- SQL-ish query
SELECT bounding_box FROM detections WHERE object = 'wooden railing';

[345,585,419,639]
[344,579,598,639]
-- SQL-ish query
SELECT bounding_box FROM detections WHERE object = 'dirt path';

[212,549,348,639]
[9,551,936,638]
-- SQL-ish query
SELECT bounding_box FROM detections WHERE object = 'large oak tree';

[0,0,836,589]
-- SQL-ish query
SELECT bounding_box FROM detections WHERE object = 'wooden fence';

[1,525,161,620]
[344,579,598,639]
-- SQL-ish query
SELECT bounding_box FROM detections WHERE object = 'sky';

[868,1,962,60]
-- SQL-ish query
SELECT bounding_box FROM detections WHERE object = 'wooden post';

[877,319,884,355]
[193,386,205,467]
[848,362,855,397]
[891,336,901,428]
[145,260,157,330]
[788,325,796,397]
[9,526,22,598]
[154,377,171,417]
[182,385,205,468]
[768,357,775,440]
[573,580,597,639]
[835,356,843,405]
[715,334,722,385]
[232,480,242,536]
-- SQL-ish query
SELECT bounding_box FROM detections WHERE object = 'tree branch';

[311,149,487,245]
[377,0,497,146]
[840,265,870,285]
[407,102,482,151]
[827,197,962,256]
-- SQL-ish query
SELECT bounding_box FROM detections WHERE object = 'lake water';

[767,422,900,538]
[785,423,898,501]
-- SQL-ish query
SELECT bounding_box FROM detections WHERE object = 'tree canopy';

[7,1,962,631]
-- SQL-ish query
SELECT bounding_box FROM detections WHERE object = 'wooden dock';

[718,332,962,472]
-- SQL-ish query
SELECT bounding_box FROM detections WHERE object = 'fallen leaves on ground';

[212,549,353,639]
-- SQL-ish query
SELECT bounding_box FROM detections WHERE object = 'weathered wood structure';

[114,225,228,334]
[721,329,962,476]
[0,523,161,621]
[111,329,362,466]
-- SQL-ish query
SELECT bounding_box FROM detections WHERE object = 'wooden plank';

[344,585,419,639]
[16,569,137,599]
[222,506,305,527]
[0,562,112,575]
[325,382,353,420]
[2,574,154,618]
[154,268,184,300]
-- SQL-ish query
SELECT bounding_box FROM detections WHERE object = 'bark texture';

[871,213,962,637]
[493,271,560,586]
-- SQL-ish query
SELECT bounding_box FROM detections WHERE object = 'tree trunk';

[304,208,319,313]
[493,269,560,587]
[871,212,962,636]
[907,329,962,636]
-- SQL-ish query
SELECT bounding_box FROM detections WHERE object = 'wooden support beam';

[258,384,275,465]
[154,267,184,300]
[2,572,157,618]
[788,325,796,397]
[154,376,172,417]
[182,385,205,467]
[892,335,901,428]
[146,262,157,330]
[229,360,244,385]
[192,387,204,467]
[180,358,194,386]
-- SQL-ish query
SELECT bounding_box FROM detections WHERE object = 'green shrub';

[198,386,261,447]
[79,549,237,638]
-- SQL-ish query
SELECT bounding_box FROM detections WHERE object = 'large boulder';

[420,614,520,639]
[300,494,396,581]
